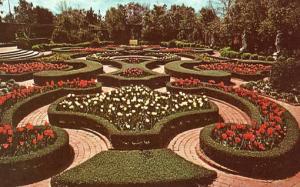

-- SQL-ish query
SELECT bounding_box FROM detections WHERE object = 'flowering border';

[48,96,219,149]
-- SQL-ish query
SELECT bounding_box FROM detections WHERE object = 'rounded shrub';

[241,53,252,60]
[250,54,259,60]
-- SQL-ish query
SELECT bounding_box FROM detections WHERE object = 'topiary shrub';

[250,54,259,60]
[168,40,177,48]
[267,56,275,61]
[270,57,298,91]
[258,56,266,61]
[241,53,252,60]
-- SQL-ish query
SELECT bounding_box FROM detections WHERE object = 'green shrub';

[168,40,177,48]
[270,57,297,91]
[52,29,69,43]
[258,56,266,61]
[250,54,259,60]
[267,56,275,61]
[241,53,252,60]
[51,149,217,187]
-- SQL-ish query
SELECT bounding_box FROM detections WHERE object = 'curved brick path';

[168,97,300,187]
[19,107,111,187]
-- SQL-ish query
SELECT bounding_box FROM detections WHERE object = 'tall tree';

[33,6,54,24]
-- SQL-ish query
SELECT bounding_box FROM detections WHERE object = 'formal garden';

[0,0,299,187]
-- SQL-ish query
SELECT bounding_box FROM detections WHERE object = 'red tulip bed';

[0,62,69,74]
[171,77,287,151]
[0,122,56,157]
[0,78,97,121]
[121,68,149,77]
[196,62,271,75]
[160,48,193,53]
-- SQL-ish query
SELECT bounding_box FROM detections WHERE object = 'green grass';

[51,149,216,187]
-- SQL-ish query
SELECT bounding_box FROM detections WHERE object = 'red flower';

[267,127,274,136]
[235,137,241,143]
[221,133,228,140]
[37,134,44,141]
[7,137,13,143]
[25,123,34,130]
[32,138,37,145]
[2,143,9,149]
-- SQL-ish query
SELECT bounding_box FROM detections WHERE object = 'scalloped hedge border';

[1,83,102,126]
[48,98,219,149]
[166,83,300,176]
[165,60,232,84]
[0,126,73,186]
[88,55,171,89]
[193,62,270,81]
[33,59,103,85]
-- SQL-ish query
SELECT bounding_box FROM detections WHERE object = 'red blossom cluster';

[0,78,97,121]
[54,78,97,89]
[160,48,193,53]
[0,62,69,74]
[172,77,202,87]
[214,86,287,151]
[74,48,106,53]
[0,122,56,156]
[170,77,287,151]
[122,68,146,77]
[197,62,271,75]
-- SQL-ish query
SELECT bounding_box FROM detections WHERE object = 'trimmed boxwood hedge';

[88,55,171,89]
[200,114,300,177]
[166,83,262,124]
[167,83,300,177]
[193,62,270,81]
[48,98,219,149]
[1,83,102,126]
[51,149,217,187]
[33,59,103,85]
[0,126,73,186]
[165,60,231,84]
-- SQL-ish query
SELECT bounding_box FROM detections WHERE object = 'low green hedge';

[1,83,102,126]
[200,113,300,177]
[0,126,73,186]
[88,56,171,89]
[48,98,219,149]
[32,41,114,51]
[51,149,217,187]
[166,83,261,123]
[165,60,231,84]
[33,59,103,85]
[193,62,270,81]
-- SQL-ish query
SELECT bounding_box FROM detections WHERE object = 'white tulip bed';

[57,85,210,131]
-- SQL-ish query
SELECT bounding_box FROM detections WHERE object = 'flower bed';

[33,59,103,85]
[167,79,300,176]
[51,149,217,187]
[0,123,56,156]
[164,60,231,84]
[0,125,71,186]
[57,86,210,131]
[0,62,69,74]
[121,68,150,78]
[123,57,142,64]
[196,62,271,76]
[49,85,219,149]
[0,78,100,123]
[243,80,300,105]
[0,79,21,96]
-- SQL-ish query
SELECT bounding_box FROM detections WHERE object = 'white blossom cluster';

[58,85,209,131]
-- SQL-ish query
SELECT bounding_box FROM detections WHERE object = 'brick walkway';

[18,105,111,187]
[168,97,300,187]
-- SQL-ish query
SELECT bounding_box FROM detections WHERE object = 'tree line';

[0,0,299,53]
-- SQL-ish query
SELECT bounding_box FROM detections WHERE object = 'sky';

[1,0,211,15]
